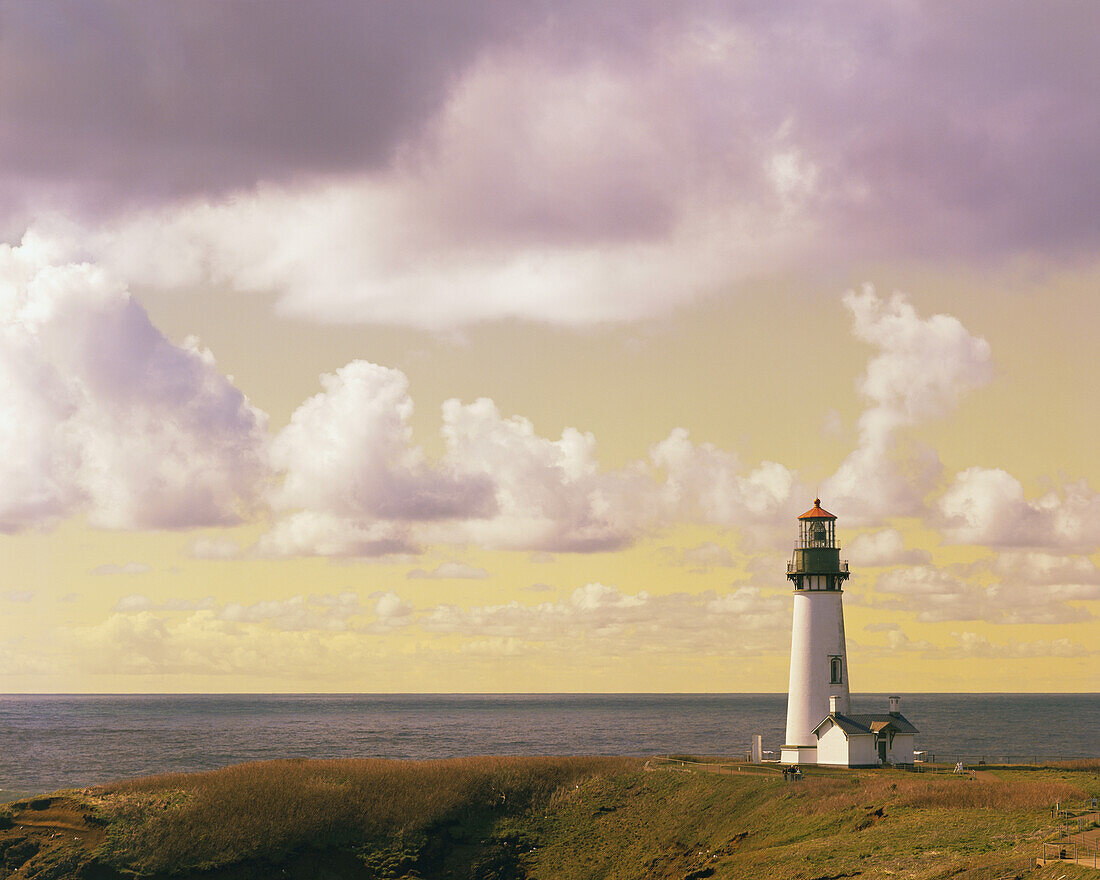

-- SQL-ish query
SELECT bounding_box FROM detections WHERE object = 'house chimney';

[889,695,900,714]
[829,695,839,714]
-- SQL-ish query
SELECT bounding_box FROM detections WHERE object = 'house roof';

[813,712,919,737]
[849,713,919,734]
[798,498,836,520]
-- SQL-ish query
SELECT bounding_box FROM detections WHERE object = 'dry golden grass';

[798,772,1085,813]
[93,756,636,873]
[1046,758,1100,772]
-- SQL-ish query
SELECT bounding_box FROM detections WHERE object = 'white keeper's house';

[780,500,919,768]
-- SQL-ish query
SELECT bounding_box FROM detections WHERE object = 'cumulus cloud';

[846,529,931,567]
[437,398,653,552]
[824,287,992,522]
[255,512,416,559]
[369,590,415,632]
[271,361,495,521]
[651,428,796,530]
[248,362,810,555]
[937,468,1100,550]
[0,237,267,532]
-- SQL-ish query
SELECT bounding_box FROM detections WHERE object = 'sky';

[1,1,1098,694]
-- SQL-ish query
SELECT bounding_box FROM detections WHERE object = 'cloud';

[937,467,1100,550]
[422,582,787,653]
[255,511,416,559]
[946,631,1092,659]
[369,590,415,632]
[110,590,396,634]
[458,637,526,656]
[0,1,504,221]
[252,364,804,555]
[674,542,736,570]
[437,397,653,552]
[985,550,1100,586]
[271,360,496,522]
[91,562,151,576]
[219,592,363,631]
[9,3,1095,326]
[1,589,34,603]
[876,559,1098,625]
[651,428,796,530]
[823,287,992,522]
[0,236,268,532]
[846,529,931,567]
[113,594,215,613]
[187,537,243,559]
[407,562,489,580]
[65,609,377,677]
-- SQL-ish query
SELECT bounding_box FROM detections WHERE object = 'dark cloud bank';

[1,0,1097,260]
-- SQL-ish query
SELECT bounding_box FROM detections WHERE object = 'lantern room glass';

[799,518,835,548]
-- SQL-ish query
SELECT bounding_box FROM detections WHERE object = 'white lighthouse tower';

[781,499,850,766]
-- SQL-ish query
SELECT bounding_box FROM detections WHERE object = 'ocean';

[2,693,1097,799]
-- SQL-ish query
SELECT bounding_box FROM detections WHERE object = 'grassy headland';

[1,757,1097,879]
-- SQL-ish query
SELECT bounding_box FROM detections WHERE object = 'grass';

[5,758,1098,878]
[529,764,1093,879]
[89,755,635,874]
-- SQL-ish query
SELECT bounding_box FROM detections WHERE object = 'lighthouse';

[781,499,850,766]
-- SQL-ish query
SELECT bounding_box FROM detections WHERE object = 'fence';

[918,754,1095,765]
[1041,840,1100,868]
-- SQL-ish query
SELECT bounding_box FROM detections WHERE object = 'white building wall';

[815,721,851,766]
[848,734,877,767]
[784,591,850,748]
[887,733,915,765]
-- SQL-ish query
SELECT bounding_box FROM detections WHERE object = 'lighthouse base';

[780,745,817,765]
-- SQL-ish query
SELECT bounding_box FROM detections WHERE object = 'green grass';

[529,767,1088,879]
[5,758,1097,879]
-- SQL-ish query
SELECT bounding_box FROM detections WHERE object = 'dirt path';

[1,796,107,877]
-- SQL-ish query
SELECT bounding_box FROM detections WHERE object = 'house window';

[829,656,843,684]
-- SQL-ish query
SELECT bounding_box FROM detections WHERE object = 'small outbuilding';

[812,695,919,768]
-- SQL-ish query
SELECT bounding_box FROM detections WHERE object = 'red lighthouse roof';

[798,498,836,520]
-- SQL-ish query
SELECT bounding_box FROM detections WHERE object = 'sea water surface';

[2,693,1097,798]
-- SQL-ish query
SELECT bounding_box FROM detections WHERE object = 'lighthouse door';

[877,738,887,764]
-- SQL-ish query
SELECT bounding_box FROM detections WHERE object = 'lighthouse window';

[829,656,843,684]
